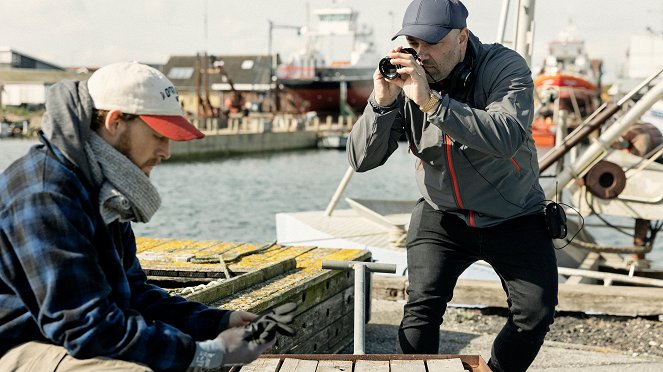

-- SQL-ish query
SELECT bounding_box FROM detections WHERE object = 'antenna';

[203,0,208,52]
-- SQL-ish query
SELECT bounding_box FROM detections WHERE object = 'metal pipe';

[539,103,620,173]
[321,260,397,355]
[354,263,366,354]
[514,0,535,66]
[558,266,663,287]
[496,0,510,44]
[324,166,354,216]
[538,62,663,174]
[544,79,663,199]
[322,260,397,273]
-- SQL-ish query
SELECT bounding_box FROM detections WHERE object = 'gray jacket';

[347,32,544,227]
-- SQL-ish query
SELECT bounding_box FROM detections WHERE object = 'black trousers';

[398,199,558,372]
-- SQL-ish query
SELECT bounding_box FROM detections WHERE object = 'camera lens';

[378,48,418,80]
[379,57,400,80]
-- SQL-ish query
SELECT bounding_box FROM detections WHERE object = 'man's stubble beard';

[114,130,155,177]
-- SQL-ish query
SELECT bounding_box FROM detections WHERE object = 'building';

[0,48,89,109]
[162,54,273,117]
[0,48,64,71]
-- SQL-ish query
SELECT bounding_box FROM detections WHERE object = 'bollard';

[321,260,397,354]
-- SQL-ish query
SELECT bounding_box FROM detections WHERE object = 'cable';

[583,190,634,238]
[543,199,584,250]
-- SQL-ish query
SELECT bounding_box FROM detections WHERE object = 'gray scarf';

[85,132,161,224]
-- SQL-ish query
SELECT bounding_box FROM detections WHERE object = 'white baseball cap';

[87,61,204,141]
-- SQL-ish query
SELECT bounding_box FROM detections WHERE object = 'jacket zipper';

[509,157,521,172]
[445,135,463,208]
[445,135,475,227]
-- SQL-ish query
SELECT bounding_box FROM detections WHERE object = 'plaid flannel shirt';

[0,142,231,371]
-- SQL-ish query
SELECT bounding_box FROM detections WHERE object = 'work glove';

[188,326,274,370]
[188,303,297,370]
[245,302,297,344]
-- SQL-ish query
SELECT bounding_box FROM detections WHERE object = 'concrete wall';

[170,131,318,159]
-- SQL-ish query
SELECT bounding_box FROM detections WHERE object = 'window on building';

[167,67,194,80]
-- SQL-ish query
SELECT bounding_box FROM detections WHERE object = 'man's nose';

[159,139,171,160]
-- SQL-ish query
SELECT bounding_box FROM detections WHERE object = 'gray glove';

[188,326,274,369]
[246,302,297,344]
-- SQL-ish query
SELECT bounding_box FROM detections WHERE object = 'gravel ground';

[444,307,663,358]
[341,301,663,359]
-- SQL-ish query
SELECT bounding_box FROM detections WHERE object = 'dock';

[169,113,355,159]
[237,354,488,371]
[136,237,370,354]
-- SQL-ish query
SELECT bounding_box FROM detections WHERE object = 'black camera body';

[545,202,567,239]
[379,48,418,80]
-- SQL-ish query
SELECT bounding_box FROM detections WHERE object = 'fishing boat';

[276,7,376,115]
[531,24,603,147]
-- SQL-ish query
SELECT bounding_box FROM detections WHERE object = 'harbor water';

[2,138,661,268]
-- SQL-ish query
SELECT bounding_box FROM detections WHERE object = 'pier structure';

[169,113,356,158]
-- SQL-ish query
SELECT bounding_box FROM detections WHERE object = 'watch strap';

[419,91,441,113]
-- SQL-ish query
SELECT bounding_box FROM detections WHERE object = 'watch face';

[431,90,443,99]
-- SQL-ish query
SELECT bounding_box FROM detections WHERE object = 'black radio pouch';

[545,202,567,239]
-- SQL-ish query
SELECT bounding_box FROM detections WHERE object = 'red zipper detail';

[469,210,475,227]
[445,135,464,209]
[509,157,521,172]
[417,159,423,170]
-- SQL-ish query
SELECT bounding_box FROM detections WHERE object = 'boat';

[276,7,377,115]
[317,131,348,150]
[531,23,603,147]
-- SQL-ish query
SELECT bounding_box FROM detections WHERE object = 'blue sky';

[2,0,661,82]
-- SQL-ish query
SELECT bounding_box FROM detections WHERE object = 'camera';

[379,48,418,80]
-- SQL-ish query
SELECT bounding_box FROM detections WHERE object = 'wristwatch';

[419,90,443,113]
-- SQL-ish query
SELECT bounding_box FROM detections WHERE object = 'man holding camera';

[347,0,557,371]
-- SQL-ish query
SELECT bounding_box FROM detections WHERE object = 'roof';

[0,68,91,84]
[0,47,64,70]
[162,54,273,92]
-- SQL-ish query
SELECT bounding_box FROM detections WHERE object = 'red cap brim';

[139,115,205,141]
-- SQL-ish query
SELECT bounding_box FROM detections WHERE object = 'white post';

[324,166,354,216]
[496,0,510,44]
[514,0,535,66]
[354,263,366,355]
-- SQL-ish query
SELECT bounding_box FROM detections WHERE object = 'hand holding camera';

[379,47,420,80]
[374,47,431,108]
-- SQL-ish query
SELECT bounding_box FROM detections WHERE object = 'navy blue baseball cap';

[392,0,468,43]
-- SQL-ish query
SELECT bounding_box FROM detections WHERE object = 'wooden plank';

[426,358,466,372]
[316,360,353,372]
[239,358,280,372]
[273,286,353,354]
[213,250,361,314]
[372,276,663,316]
[285,309,353,354]
[279,358,318,372]
[181,257,297,304]
[390,360,426,372]
[354,360,390,372]
[371,275,408,301]
[257,355,488,372]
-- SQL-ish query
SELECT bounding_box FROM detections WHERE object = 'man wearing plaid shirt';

[0,62,272,371]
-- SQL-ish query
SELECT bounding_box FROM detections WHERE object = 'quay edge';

[168,131,318,160]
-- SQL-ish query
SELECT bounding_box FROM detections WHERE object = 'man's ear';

[458,27,469,45]
[103,110,123,135]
